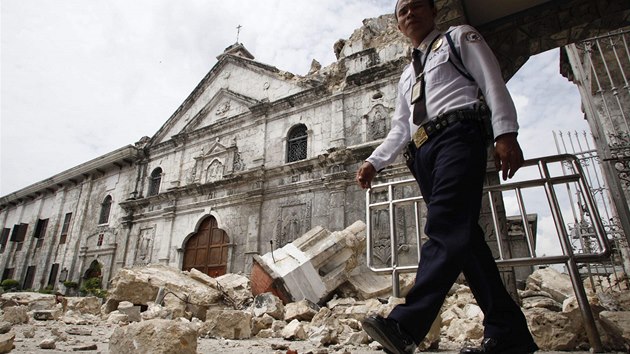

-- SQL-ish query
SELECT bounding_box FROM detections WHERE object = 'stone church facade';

[0,16,415,290]
[2,0,629,292]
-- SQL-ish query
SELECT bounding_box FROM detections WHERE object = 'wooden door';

[183,217,229,277]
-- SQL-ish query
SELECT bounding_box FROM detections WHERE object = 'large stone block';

[109,319,197,354]
[526,268,575,303]
[251,221,366,304]
[202,309,252,339]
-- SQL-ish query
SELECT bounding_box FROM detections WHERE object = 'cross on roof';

[236,25,242,43]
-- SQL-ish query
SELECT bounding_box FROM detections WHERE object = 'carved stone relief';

[134,227,155,266]
[206,160,224,183]
[363,104,392,141]
[275,201,312,248]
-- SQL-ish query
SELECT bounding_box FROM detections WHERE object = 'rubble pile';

[0,221,628,352]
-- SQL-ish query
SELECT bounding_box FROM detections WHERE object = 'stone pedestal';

[251,221,366,304]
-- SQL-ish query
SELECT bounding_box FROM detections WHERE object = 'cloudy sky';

[2,1,594,256]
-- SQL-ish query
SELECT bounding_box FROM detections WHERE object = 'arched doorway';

[183,216,229,277]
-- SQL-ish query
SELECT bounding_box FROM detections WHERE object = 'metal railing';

[365,154,611,351]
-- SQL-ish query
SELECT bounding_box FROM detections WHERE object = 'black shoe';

[460,338,539,354]
[362,315,417,354]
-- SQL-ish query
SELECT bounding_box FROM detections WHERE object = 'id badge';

[411,75,424,104]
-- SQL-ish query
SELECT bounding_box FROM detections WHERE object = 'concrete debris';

[2,306,28,325]
[0,260,627,352]
[33,310,57,321]
[109,319,197,354]
[140,301,172,321]
[72,344,98,351]
[252,292,285,319]
[106,264,222,319]
[284,299,320,322]
[525,307,584,350]
[65,327,92,336]
[22,326,35,338]
[1,293,55,311]
[0,332,14,354]
[599,311,630,348]
[251,221,366,304]
[117,301,141,322]
[526,268,575,303]
[38,338,56,349]
[337,271,415,300]
[106,311,128,324]
[202,309,252,339]
[0,322,11,335]
[66,296,101,315]
[281,319,307,340]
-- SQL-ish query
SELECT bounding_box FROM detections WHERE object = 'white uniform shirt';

[366,25,518,172]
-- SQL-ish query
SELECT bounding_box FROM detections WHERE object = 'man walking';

[356,1,538,353]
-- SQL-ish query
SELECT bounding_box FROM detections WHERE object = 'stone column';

[251,221,366,304]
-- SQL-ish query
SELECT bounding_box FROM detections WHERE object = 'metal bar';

[515,188,536,257]
[595,39,630,133]
[365,154,611,351]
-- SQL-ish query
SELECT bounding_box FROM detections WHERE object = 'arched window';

[99,196,112,225]
[148,167,162,196]
[286,124,308,163]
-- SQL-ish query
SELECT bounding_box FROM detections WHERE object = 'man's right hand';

[356,162,377,189]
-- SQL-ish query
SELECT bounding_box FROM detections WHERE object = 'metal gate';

[365,154,611,351]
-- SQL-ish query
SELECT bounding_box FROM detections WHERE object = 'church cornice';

[0,145,141,209]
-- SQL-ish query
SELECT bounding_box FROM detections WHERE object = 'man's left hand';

[494,133,524,180]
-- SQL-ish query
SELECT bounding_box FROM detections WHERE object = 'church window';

[0,228,10,253]
[97,234,104,246]
[286,124,308,163]
[59,213,72,244]
[148,167,162,196]
[33,218,48,248]
[99,196,112,225]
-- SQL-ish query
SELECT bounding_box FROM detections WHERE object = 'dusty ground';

[6,322,614,354]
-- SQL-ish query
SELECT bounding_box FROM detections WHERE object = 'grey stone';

[522,295,562,311]
[72,344,98,351]
[66,327,92,336]
[524,307,584,350]
[66,296,101,315]
[39,338,56,349]
[2,306,28,325]
[284,299,320,322]
[202,309,252,339]
[109,319,197,354]
[33,310,56,321]
[599,311,630,348]
[526,268,575,303]
[0,322,11,335]
[117,301,141,322]
[252,292,284,319]
[22,326,35,338]
[0,332,14,354]
[281,319,307,340]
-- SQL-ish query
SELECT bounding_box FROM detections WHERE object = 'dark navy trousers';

[388,120,533,345]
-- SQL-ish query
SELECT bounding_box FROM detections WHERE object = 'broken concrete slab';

[284,299,320,322]
[252,292,284,319]
[66,296,101,315]
[2,305,28,325]
[251,221,366,304]
[1,292,55,311]
[599,311,630,347]
[107,264,222,314]
[109,319,197,354]
[0,332,14,354]
[202,309,252,339]
[526,268,575,303]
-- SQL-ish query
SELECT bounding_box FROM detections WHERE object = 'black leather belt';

[411,109,483,149]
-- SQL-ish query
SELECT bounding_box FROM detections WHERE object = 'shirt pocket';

[424,51,452,87]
